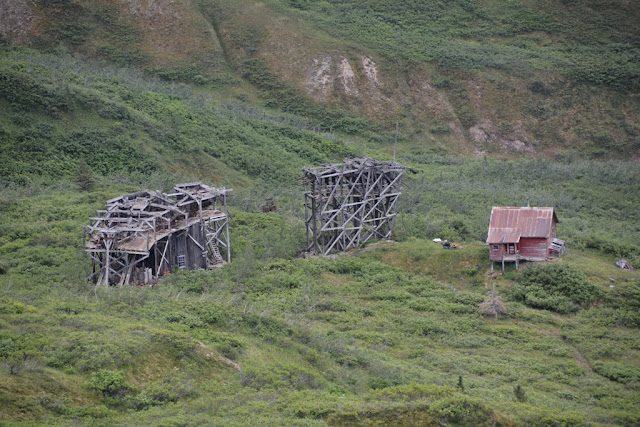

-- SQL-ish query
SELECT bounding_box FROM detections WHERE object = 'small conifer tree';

[76,159,95,192]
[514,384,527,402]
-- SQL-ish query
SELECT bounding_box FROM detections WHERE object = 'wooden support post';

[224,193,231,263]
[105,245,110,286]
[153,219,158,279]
[311,187,318,254]
[304,184,310,253]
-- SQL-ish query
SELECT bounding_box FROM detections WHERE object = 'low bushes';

[593,361,640,387]
[86,369,132,398]
[240,363,324,391]
[512,264,602,313]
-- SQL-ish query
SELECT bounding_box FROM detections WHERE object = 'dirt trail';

[544,328,593,373]
[572,348,593,373]
[197,342,241,371]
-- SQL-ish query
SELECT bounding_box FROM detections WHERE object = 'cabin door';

[508,243,516,254]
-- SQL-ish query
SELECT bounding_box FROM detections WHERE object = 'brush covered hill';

[1,1,640,426]
[1,0,639,159]
[1,188,640,425]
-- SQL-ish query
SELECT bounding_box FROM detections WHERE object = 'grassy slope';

[283,0,640,85]
[1,155,639,425]
[1,194,639,424]
[0,45,353,187]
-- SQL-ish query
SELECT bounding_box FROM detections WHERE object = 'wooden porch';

[491,253,548,273]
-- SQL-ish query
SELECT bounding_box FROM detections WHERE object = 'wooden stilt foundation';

[303,157,407,256]
[84,183,232,285]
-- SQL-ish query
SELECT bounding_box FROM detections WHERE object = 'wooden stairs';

[208,242,225,268]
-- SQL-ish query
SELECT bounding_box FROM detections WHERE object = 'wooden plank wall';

[519,238,548,259]
[489,244,505,261]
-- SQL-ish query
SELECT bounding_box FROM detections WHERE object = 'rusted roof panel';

[486,207,557,244]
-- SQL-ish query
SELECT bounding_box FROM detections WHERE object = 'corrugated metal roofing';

[486,207,558,244]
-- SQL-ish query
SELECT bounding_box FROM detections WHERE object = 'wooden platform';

[85,210,226,253]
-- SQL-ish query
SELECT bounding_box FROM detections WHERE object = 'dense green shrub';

[203,333,245,360]
[513,384,527,402]
[129,373,196,409]
[0,298,37,314]
[519,408,585,427]
[431,395,495,425]
[86,369,132,397]
[166,311,207,329]
[512,264,602,313]
[75,159,95,192]
[240,363,323,391]
[593,361,640,386]
[1,350,43,375]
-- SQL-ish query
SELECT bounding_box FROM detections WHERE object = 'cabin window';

[492,245,499,251]
[177,255,186,269]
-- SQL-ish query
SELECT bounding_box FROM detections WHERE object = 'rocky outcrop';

[469,121,534,154]
[305,56,334,100]
[0,0,38,44]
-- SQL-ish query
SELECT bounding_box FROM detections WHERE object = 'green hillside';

[280,0,640,89]
[2,0,639,158]
[201,0,640,158]
[0,44,355,187]
[1,1,640,425]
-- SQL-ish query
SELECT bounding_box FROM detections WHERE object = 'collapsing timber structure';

[304,157,407,256]
[84,183,231,285]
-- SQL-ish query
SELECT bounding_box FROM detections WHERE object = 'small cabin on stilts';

[486,207,564,273]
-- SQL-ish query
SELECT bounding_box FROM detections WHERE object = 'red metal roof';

[486,207,558,244]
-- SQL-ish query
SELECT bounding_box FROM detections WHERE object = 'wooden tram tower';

[84,182,231,285]
[303,157,407,256]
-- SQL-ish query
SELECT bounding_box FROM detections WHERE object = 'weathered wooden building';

[304,157,406,256]
[84,182,231,285]
[486,207,564,271]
